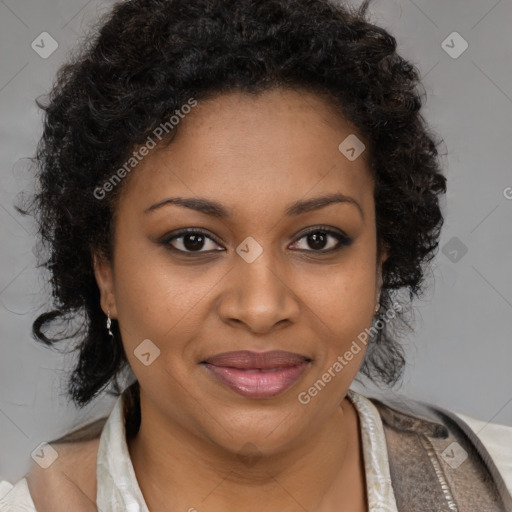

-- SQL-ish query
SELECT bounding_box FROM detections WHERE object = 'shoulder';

[1,411,111,512]
[1,438,100,512]
[24,437,101,512]
[1,478,36,511]
[366,392,512,503]
[453,411,512,496]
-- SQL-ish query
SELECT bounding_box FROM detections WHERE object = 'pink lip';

[201,350,312,398]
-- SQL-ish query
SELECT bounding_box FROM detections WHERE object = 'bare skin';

[30,87,386,511]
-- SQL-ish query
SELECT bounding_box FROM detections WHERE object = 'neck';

[127,393,367,512]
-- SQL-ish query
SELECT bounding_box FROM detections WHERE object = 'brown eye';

[160,226,352,256]
[306,232,330,250]
[162,229,224,253]
[290,227,353,253]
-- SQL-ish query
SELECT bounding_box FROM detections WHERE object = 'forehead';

[117,88,374,218]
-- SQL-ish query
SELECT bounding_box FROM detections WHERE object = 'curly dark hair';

[19,0,447,410]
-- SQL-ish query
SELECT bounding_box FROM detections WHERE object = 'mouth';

[200,350,312,399]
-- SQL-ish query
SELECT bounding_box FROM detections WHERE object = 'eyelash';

[160,225,353,256]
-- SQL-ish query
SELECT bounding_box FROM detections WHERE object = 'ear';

[92,251,117,318]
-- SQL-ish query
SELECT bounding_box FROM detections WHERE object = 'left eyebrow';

[285,193,364,219]
[144,192,363,220]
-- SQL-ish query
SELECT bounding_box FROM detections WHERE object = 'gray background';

[1,0,511,483]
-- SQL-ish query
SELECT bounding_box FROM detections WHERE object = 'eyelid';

[295,225,351,242]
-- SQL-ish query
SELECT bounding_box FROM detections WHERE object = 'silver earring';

[106,309,113,337]
[375,303,380,314]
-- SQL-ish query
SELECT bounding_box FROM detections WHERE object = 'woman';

[1,0,511,510]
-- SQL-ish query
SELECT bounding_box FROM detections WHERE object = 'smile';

[202,362,311,398]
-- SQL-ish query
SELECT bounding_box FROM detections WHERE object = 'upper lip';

[201,350,312,369]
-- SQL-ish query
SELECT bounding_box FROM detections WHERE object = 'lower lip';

[202,361,310,398]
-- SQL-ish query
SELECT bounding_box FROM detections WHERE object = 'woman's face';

[95,88,385,455]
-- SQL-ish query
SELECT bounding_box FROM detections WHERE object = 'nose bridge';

[220,237,299,331]
[235,237,287,300]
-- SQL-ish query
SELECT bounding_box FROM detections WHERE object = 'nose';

[217,251,301,334]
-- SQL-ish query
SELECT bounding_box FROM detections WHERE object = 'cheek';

[305,249,377,329]
[110,229,202,350]
[302,244,377,370]
[114,262,207,341]
[111,250,207,394]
